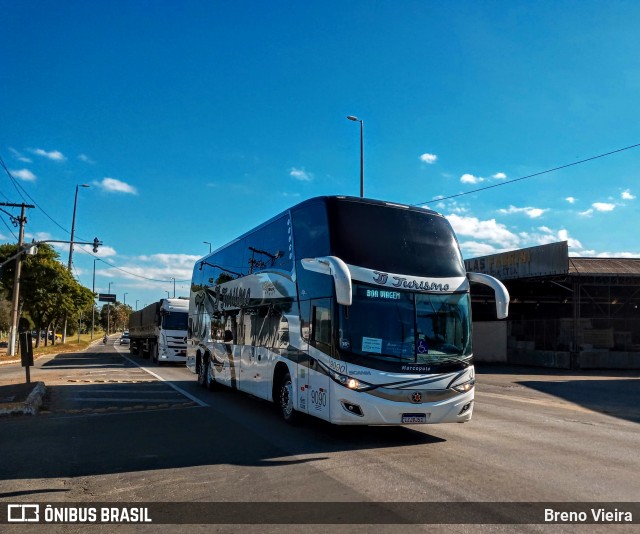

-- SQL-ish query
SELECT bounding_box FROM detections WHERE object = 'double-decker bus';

[187,196,508,425]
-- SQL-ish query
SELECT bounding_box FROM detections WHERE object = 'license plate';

[402,413,427,424]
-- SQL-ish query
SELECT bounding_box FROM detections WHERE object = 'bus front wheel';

[278,372,299,425]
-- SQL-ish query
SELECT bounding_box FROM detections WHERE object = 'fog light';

[458,401,472,415]
[341,401,364,417]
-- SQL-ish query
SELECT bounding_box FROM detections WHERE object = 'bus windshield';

[337,283,472,367]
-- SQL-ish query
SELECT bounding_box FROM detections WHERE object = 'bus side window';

[300,300,311,342]
[312,300,332,355]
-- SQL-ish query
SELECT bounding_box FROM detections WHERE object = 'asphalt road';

[0,340,638,532]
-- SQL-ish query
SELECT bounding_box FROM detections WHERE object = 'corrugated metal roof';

[569,257,640,275]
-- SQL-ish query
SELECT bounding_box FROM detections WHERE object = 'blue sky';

[2,1,639,310]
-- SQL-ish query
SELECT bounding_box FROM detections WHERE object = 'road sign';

[98,293,116,302]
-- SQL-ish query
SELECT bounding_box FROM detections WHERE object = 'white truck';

[128,298,189,364]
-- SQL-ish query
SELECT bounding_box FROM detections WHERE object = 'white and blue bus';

[187,196,508,425]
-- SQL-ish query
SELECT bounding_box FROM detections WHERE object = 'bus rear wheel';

[278,372,299,425]
[197,358,208,388]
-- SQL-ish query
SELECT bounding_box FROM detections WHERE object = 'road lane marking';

[120,353,209,407]
[477,391,595,414]
[69,397,189,402]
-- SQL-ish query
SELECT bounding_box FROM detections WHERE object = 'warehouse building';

[467,241,640,369]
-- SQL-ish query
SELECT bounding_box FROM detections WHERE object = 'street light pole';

[171,277,175,298]
[347,115,364,198]
[64,183,89,344]
[204,241,212,253]
[107,282,113,335]
[91,258,97,340]
[68,184,90,270]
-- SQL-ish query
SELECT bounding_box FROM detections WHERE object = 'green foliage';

[100,302,132,333]
[0,243,96,336]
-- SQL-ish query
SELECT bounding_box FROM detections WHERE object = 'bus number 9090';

[311,389,327,408]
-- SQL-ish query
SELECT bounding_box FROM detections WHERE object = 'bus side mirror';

[467,272,510,319]
[301,256,352,306]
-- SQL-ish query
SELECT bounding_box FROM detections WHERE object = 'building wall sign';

[464,241,569,280]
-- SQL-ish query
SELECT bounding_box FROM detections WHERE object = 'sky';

[1,0,639,311]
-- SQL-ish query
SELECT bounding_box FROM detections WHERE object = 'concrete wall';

[473,321,507,362]
[579,351,640,370]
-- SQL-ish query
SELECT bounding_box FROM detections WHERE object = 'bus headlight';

[328,369,372,392]
[451,378,475,393]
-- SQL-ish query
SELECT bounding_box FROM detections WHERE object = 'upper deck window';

[328,199,465,278]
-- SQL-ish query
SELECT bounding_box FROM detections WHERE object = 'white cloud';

[78,154,95,164]
[11,168,36,181]
[31,148,66,161]
[9,148,31,163]
[557,229,583,249]
[579,209,594,217]
[419,153,437,164]
[107,253,201,284]
[290,167,312,182]
[621,189,636,200]
[446,213,520,247]
[565,197,576,204]
[592,251,640,258]
[460,173,483,184]
[77,244,117,257]
[498,205,548,218]
[95,177,138,194]
[459,241,499,257]
[592,202,615,212]
[492,172,507,179]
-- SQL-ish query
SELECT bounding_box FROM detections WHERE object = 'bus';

[187,196,508,425]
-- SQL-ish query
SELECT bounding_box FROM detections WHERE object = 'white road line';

[120,353,209,407]
[69,397,190,403]
[73,389,183,394]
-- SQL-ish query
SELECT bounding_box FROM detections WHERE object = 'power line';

[0,213,18,241]
[413,142,640,206]
[0,154,88,241]
[78,248,190,283]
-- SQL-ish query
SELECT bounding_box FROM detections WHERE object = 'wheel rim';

[280,379,293,418]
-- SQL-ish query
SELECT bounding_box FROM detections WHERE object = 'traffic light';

[93,237,101,253]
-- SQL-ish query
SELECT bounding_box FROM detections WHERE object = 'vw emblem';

[411,392,422,403]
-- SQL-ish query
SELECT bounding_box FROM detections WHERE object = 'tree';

[100,302,132,333]
[0,243,95,346]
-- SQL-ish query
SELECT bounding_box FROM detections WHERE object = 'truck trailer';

[128,298,189,364]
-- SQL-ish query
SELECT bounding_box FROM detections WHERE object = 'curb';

[0,381,46,416]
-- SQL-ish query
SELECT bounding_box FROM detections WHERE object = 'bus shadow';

[40,350,131,370]
[0,380,445,481]
[517,378,640,424]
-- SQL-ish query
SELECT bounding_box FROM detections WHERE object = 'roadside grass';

[0,333,104,363]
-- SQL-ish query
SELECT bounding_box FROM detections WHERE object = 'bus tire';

[278,372,299,425]
[197,357,208,388]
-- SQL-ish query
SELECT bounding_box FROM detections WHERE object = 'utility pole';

[1,202,35,357]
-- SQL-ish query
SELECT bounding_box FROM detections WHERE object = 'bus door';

[306,299,332,421]
[239,306,274,400]
[239,309,257,396]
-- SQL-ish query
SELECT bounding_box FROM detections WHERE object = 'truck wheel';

[278,372,300,425]
[151,342,159,364]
